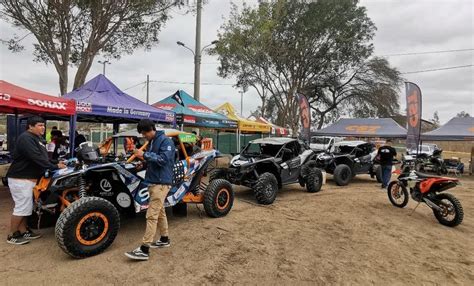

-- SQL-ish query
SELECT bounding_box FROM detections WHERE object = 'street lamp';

[98,60,111,75]
[176,40,219,101]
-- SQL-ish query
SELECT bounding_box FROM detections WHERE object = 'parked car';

[407,144,438,156]
[309,136,343,152]
[316,141,380,186]
[211,137,323,205]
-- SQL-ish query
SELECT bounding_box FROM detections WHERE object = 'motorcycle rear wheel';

[433,193,463,227]
[387,181,409,208]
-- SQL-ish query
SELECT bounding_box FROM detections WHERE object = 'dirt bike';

[387,162,463,227]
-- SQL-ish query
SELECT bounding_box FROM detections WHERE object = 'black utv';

[211,138,323,205]
[315,141,381,186]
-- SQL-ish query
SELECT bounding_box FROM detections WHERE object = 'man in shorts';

[6,116,66,245]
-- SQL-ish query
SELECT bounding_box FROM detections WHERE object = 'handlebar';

[126,141,149,163]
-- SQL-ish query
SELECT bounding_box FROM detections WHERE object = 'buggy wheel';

[253,172,278,205]
[209,168,228,181]
[333,164,352,186]
[55,197,120,258]
[306,168,323,193]
[203,179,234,218]
[433,193,463,227]
[387,181,409,208]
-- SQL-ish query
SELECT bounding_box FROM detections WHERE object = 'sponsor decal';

[155,103,176,110]
[116,192,132,208]
[105,106,151,118]
[345,125,381,134]
[100,179,112,192]
[165,112,175,122]
[188,105,214,114]
[77,101,92,113]
[28,99,67,110]
[184,115,196,123]
[0,93,11,101]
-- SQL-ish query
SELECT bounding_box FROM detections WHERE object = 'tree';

[1,0,180,95]
[456,111,471,118]
[212,0,397,133]
[431,111,440,127]
[306,57,402,129]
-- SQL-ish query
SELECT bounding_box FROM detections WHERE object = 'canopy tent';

[0,80,76,116]
[312,118,407,138]
[64,74,175,124]
[1,80,77,153]
[255,116,292,137]
[152,90,237,129]
[422,117,474,141]
[214,103,271,133]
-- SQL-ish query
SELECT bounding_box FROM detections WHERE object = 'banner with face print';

[297,93,311,142]
[405,82,422,153]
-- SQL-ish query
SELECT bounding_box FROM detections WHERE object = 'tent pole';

[69,114,77,156]
[113,122,119,156]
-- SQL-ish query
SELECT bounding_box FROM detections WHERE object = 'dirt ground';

[0,174,473,285]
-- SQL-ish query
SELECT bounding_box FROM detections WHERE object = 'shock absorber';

[78,175,87,198]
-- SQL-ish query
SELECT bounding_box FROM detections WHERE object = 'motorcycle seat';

[415,171,441,179]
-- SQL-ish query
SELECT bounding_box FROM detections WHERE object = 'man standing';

[125,119,175,261]
[6,116,66,245]
[377,140,397,189]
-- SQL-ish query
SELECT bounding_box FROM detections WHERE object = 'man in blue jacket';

[125,119,175,261]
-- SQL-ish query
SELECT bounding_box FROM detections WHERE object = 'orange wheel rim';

[75,212,109,246]
[216,188,230,210]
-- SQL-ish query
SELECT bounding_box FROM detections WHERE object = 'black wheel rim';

[216,189,230,210]
[76,213,108,245]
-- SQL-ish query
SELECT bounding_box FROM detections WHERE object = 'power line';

[123,81,146,91]
[149,80,234,86]
[401,64,473,74]
[379,48,474,57]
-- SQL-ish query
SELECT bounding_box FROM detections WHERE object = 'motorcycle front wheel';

[387,181,409,208]
[433,193,464,227]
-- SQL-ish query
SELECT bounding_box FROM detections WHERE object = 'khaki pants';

[142,184,171,246]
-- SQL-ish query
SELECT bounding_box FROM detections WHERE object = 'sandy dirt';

[0,174,473,285]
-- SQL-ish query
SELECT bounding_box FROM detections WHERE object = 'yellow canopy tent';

[215,102,271,151]
[214,102,271,133]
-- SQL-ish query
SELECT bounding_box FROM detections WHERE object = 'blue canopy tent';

[64,74,176,153]
[312,118,407,138]
[152,90,237,129]
[422,117,474,141]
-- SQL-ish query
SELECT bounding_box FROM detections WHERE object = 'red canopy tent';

[0,80,76,115]
[256,117,292,137]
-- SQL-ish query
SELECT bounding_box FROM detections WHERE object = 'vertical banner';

[171,90,185,106]
[405,82,422,153]
[297,93,311,142]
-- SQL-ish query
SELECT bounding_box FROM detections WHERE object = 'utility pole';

[98,60,110,76]
[146,74,150,104]
[240,90,244,117]
[194,0,202,102]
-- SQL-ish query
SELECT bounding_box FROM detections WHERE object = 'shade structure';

[422,117,474,141]
[64,74,175,124]
[0,80,76,116]
[214,103,271,133]
[152,90,237,129]
[312,118,407,138]
[255,116,292,136]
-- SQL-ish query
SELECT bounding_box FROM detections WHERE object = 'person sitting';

[74,131,87,150]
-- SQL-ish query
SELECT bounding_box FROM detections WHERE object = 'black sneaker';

[7,232,30,245]
[125,246,149,261]
[22,229,42,240]
[150,238,171,249]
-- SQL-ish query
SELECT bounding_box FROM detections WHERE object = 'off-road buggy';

[315,141,381,186]
[31,129,234,258]
[211,137,323,205]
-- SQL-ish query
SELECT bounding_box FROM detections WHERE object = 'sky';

[0,0,473,125]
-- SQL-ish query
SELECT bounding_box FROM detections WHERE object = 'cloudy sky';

[0,0,472,125]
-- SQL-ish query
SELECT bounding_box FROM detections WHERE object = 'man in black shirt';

[377,140,397,189]
[6,116,66,245]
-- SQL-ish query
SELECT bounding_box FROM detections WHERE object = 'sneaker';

[150,238,171,249]
[22,229,42,240]
[125,246,149,261]
[7,232,30,245]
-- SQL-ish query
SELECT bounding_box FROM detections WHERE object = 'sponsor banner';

[297,93,311,141]
[155,103,176,111]
[345,125,381,134]
[405,82,422,152]
[188,105,215,115]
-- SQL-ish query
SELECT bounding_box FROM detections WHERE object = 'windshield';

[242,143,282,157]
[311,137,330,144]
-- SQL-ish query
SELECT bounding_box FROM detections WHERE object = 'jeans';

[381,165,392,188]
